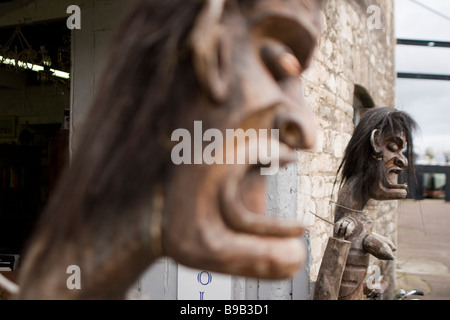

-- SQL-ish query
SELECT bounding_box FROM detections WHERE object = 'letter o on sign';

[197,271,213,286]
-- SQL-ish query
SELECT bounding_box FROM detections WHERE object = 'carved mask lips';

[219,137,304,238]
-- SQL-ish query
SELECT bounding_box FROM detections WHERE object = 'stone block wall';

[298,0,397,299]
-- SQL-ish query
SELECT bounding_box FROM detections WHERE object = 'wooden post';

[313,237,351,300]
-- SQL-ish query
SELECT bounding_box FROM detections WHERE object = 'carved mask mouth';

[240,164,268,215]
[373,166,408,200]
[386,167,408,190]
[239,142,295,214]
[219,137,304,237]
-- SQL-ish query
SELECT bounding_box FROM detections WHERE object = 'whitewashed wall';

[70,0,129,153]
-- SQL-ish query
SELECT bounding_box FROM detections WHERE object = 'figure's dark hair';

[23,0,205,258]
[336,107,418,203]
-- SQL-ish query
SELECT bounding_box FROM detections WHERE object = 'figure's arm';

[363,233,396,260]
[335,216,396,260]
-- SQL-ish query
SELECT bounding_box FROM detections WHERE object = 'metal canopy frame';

[397,39,450,81]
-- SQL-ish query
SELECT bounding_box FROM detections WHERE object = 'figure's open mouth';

[220,138,304,238]
[240,165,268,215]
[386,167,407,190]
[239,142,296,214]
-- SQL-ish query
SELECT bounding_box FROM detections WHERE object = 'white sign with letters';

[177,265,232,300]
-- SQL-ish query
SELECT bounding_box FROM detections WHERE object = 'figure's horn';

[0,274,19,296]
[370,129,382,155]
[190,0,230,103]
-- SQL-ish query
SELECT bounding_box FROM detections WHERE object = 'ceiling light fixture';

[0,55,70,79]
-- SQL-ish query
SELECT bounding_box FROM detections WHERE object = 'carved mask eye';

[260,39,302,81]
[387,142,399,152]
[386,135,407,153]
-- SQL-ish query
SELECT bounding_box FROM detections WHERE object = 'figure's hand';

[334,217,357,239]
[363,233,397,260]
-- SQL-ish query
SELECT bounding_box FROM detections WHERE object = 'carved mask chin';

[162,0,321,279]
[370,130,409,200]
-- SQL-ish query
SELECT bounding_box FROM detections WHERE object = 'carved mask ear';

[370,129,382,154]
[190,0,230,103]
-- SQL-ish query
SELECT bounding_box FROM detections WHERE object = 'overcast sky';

[395,0,450,164]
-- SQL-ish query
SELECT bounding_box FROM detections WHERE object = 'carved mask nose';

[275,113,316,150]
[394,154,408,168]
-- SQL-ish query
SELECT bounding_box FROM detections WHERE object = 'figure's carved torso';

[333,178,372,300]
[337,214,372,300]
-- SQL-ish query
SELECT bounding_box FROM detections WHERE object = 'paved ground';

[396,199,450,300]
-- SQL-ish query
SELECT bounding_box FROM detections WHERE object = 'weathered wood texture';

[313,237,351,300]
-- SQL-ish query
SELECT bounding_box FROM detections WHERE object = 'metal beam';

[397,72,450,81]
[397,39,450,48]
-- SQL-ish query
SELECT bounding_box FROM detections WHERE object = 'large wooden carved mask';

[162,0,322,279]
